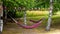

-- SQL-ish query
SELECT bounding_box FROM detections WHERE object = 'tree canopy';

[2,0,60,15]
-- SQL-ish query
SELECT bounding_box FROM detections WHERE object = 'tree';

[0,1,3,32]
[46,0,53,31]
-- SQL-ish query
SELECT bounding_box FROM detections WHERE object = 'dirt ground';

[2,23,60,34]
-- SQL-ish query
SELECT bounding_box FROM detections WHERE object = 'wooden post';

[46,0,53,31]
[0,2,3,32]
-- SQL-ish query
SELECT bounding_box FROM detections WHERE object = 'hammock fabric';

[30,18,44,23]
[16,21,42,29]
[9,15,44,29]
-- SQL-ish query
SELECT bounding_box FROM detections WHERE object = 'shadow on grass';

[51,16,60,29]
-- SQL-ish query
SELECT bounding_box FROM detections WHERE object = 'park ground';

[2,11,60,34]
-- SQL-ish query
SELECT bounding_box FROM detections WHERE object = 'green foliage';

[3,0,60,17]
[3,0,37,18]
[52,0,60,14]
[7,10,16,18]
[15,11,24,18]
[34,0,49,8]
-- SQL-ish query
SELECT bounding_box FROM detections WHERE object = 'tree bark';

[46,0,53,31]
[24,11,27,25]
[0,2,3,32]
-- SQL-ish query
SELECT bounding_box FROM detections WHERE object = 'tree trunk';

[46,0,53,31]
[0,2,3,32]
[24,11,27,25]
[3,6,7,25]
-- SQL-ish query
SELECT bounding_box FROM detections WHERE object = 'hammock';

[9,15,44,29]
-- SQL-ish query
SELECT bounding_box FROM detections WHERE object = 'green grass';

[26,11,60,28]
[26,11,49,17]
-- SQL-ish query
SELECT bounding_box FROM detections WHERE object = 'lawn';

[2,11,60,34]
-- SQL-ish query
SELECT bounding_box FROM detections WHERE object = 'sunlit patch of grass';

[56,11,60,15]
[26,11,49,17]
[27,10,49,14]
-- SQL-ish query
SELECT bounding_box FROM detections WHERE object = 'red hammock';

[9,15,44,29]
[16,21,42,29]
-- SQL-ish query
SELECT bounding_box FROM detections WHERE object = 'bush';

[15,11,24,18]
[7,10,24,18]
